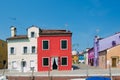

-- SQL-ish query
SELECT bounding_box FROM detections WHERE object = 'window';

[30,60,35,67]
[43,40,49,50]
[43,58,49,66]
[12,61,17,69]
[23,47,27,54]
[31,46,36,53]
[61,40,67,49]
[21,61,26,67]
[31,32,35,38]
[112,41,116,46]
[10,47,15,54]
[30,60,35,70]
[61,57,67,66]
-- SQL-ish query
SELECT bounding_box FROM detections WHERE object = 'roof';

[7,35,28,40]
[27,25,41,30]
[99,44,120,53]
[39,29,72,36]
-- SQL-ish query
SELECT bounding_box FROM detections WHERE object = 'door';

[51,57,58,70]
[112,58,116,67]
[21,61,26,72]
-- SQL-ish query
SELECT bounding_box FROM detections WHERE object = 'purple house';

[94,32,120,66]
[88,48,94,66]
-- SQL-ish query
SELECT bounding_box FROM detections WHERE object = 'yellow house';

[72,50,79,64]
[0,39,7,69]
[99,44,120,69]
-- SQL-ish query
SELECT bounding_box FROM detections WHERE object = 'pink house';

[88,48,94,66]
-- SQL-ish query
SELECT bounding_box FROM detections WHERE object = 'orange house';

[37,29,72,71]
[99,44,120,69]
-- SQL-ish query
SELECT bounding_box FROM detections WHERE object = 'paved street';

[0,63,120,77]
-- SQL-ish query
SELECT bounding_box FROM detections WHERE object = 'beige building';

[7,26,39,72]
[99,44,120,69]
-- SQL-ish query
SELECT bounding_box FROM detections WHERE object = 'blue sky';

[0,0,120,51]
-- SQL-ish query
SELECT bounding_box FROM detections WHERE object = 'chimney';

[11,26,16,37]
[94,36,100,42]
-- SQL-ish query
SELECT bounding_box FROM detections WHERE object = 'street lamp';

[107,60,112,80]
[21,59,24,72]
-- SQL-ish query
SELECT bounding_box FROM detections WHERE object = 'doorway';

[21,61,26,72]
[112,58,116,67]
[51,57,58,70]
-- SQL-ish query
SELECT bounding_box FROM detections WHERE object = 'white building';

[7,25,40,72]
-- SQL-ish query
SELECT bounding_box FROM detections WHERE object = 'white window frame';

[61,56,68,66]
[42,57,50,67]
[42,40,50,50]
[60,39,68,50]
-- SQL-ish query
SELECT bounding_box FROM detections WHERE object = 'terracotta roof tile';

[40,29,72,36]
[7,35,28,40]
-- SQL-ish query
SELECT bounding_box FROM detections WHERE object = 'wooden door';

[112,58,116,67]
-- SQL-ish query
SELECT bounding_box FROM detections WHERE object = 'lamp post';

[31,67,34,80]
[109,63,112,80]
[107,60,112,80]
[21,59,24,72]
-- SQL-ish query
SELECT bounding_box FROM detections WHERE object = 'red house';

[37,29,72,71]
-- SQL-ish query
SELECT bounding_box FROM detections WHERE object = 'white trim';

[42,40,50,50]
[60,39,68,50]
[42,57,50,67]
[61,56,68,66]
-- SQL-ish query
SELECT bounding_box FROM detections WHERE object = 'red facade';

[37,30,72,71]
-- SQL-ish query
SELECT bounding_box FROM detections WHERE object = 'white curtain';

[55,57,58,66]
[30,60,35,67]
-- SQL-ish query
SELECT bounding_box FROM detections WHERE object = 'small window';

[61,40,67,49]
[31,46,36,53]
[31,32,35,38]
[61,57,67,66]
[30,60,35,68]
[43,40,49,50]
[112,41,116,46]
[10,47,15,54]
[21,61,26,67]
[43,58,49,66]
[23,47,27,54]
[12,61,17,69]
